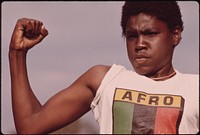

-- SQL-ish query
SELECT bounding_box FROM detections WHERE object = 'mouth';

[134,54,150,64]
[135,58,149,65]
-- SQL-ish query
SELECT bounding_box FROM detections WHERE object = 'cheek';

[151,36,174,56]
[126,44,135,60]
[151,43,174,66]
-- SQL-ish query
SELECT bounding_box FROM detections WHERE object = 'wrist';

[9,48,28,59]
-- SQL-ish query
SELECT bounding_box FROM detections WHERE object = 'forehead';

[126,13,168,31]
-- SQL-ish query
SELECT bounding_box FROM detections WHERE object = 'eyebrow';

[126,27,158,33]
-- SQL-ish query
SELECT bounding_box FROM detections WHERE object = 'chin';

[133,66,152,77]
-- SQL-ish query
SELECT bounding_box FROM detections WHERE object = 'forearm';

[9,49,42,132]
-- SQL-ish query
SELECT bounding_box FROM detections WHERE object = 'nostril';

[135,44,147,52]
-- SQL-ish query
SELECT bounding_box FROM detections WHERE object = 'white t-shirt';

[91,64,199,134]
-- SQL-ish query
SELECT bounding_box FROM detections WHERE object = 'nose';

[135,35,147,52]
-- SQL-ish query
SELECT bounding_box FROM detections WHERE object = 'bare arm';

[9,18,48,133]
[9,18,110,134]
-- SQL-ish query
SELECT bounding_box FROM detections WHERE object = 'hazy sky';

[1,1,199,134]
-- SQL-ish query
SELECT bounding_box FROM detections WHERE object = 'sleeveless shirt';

[91,64,199,134]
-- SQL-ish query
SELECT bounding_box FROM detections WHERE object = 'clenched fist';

[10,18,48,51]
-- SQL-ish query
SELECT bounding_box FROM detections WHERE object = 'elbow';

[16,125,42,134]
[16,127,34,134]
[17,130,42,134]
[15,124,52,134]
[14,116,45,134]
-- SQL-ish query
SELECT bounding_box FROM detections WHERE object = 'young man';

[9,1,199,134]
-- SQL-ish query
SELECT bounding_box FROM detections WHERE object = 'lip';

[135,53,150,59]
[134,53,150,64]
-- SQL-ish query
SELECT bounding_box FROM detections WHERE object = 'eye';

[143,31,159,37]
[126,33,138,39]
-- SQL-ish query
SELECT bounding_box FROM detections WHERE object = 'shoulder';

[81,64,127,96]
[87,64,127,83]
[86,65,112,82]
[177,71,199,90]
[178,71,199,81]
[83,65,111,95]
[88,65,111,74]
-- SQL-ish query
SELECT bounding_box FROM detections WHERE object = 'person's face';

[125,13,181,77]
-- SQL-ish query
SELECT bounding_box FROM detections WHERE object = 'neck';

[150,70,176,81]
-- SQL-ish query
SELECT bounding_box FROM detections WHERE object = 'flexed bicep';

[21,65,109,134]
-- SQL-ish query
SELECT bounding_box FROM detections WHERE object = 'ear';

[172,26,182,47]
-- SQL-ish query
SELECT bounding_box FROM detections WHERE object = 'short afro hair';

[121,1,184,36]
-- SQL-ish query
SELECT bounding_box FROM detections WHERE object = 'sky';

[1,1,199,134]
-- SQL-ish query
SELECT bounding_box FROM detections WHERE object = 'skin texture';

[9,18,110,134]
[125,13,182,78]
[9,14,182,133]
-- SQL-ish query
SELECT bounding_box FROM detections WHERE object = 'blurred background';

[1,1,199,134]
